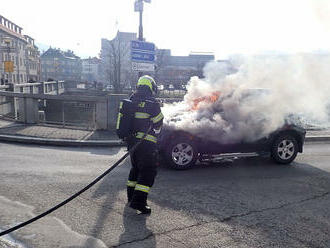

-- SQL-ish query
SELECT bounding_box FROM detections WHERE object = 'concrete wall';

[0,91,129,130]
[107,94,127,129]
[0,96,14,116]
[18,97,38,123]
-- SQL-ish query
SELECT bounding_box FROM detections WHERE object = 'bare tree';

[154,49,170,84]
[100,35,131,93]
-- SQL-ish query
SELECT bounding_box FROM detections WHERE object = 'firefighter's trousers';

[127,140,158,205]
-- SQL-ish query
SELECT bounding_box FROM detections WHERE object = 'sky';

[2,0,330,59]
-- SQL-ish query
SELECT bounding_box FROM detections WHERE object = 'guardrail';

[12,81,65,95]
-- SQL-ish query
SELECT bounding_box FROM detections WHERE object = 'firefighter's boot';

[130,190,151,214]
[127,186,135,203]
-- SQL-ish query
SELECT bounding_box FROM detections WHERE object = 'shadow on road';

[84,159,155,248]
[118,205,155,248]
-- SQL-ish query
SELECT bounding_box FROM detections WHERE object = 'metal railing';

[40,99,96,129]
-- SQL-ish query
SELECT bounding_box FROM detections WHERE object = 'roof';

[0,23,27,42]
[41,48,80,60]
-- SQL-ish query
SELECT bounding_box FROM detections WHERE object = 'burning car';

[158,88,306,170]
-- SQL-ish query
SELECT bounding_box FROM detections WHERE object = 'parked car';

[158,123,306,169]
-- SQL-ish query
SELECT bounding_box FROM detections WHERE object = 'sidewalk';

[0,119,124,147]
[0,119,330,146]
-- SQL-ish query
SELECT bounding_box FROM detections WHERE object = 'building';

[41,48,81,82]
[0,15,40,84]
[81,57,101,83]
[155,50,215,88]
[24,35,40,82]
[100,31,138,91]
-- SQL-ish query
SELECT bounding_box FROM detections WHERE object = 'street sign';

[132,62,155,72]
[131,51,155,62]
[4,61,14,73]
[131,40,155,52]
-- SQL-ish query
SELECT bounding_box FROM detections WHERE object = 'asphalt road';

[0,141,329,248]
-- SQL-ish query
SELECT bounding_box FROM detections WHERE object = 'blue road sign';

[131,51,155,62]
[131,40,155,52]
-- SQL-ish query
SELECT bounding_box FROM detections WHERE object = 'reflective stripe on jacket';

[130,95,164,144]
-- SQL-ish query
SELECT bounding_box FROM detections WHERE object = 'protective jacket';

[129,92,163,145]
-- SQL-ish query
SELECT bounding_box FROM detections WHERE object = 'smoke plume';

[163,53,330,143]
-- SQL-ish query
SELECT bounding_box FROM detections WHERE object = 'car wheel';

[165,137,198,170]
[271,134,298,164]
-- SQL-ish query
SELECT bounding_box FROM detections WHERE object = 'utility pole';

[138,0,143,42]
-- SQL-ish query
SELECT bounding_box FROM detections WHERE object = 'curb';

[0,134,126,147]
[1,134,330,147]
[305,136,330,142]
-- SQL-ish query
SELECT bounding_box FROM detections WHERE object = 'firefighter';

[126,75,164,214]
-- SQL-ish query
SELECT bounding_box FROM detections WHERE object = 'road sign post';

[134,0,152,77]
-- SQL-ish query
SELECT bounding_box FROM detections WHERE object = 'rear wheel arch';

[271,130,303,152]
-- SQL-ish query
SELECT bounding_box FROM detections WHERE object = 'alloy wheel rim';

[172,143,194,166]
[277,139,295,160]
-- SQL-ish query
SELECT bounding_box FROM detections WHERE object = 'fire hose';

[0,126,153,237]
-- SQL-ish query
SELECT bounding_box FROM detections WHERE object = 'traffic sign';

[4,61,14,73]
[131,40,155,52]
[131,51,155,62]
[132,62,154,72]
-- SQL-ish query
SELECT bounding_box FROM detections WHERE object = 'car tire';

[165,136,198,170]
[271,134,298,164]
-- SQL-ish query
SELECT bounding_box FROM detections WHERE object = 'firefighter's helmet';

[137,75,158,95]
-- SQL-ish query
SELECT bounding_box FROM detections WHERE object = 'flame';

[191,91,221,110]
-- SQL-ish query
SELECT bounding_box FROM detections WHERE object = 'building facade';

[0,15,40,85]
[100,31,138,91]
[24,35,40,82]
[81,57,101,83]
[155,50,215,88]
[41,48,81,82]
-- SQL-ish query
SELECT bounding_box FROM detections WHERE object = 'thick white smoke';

[163,53,330,143]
